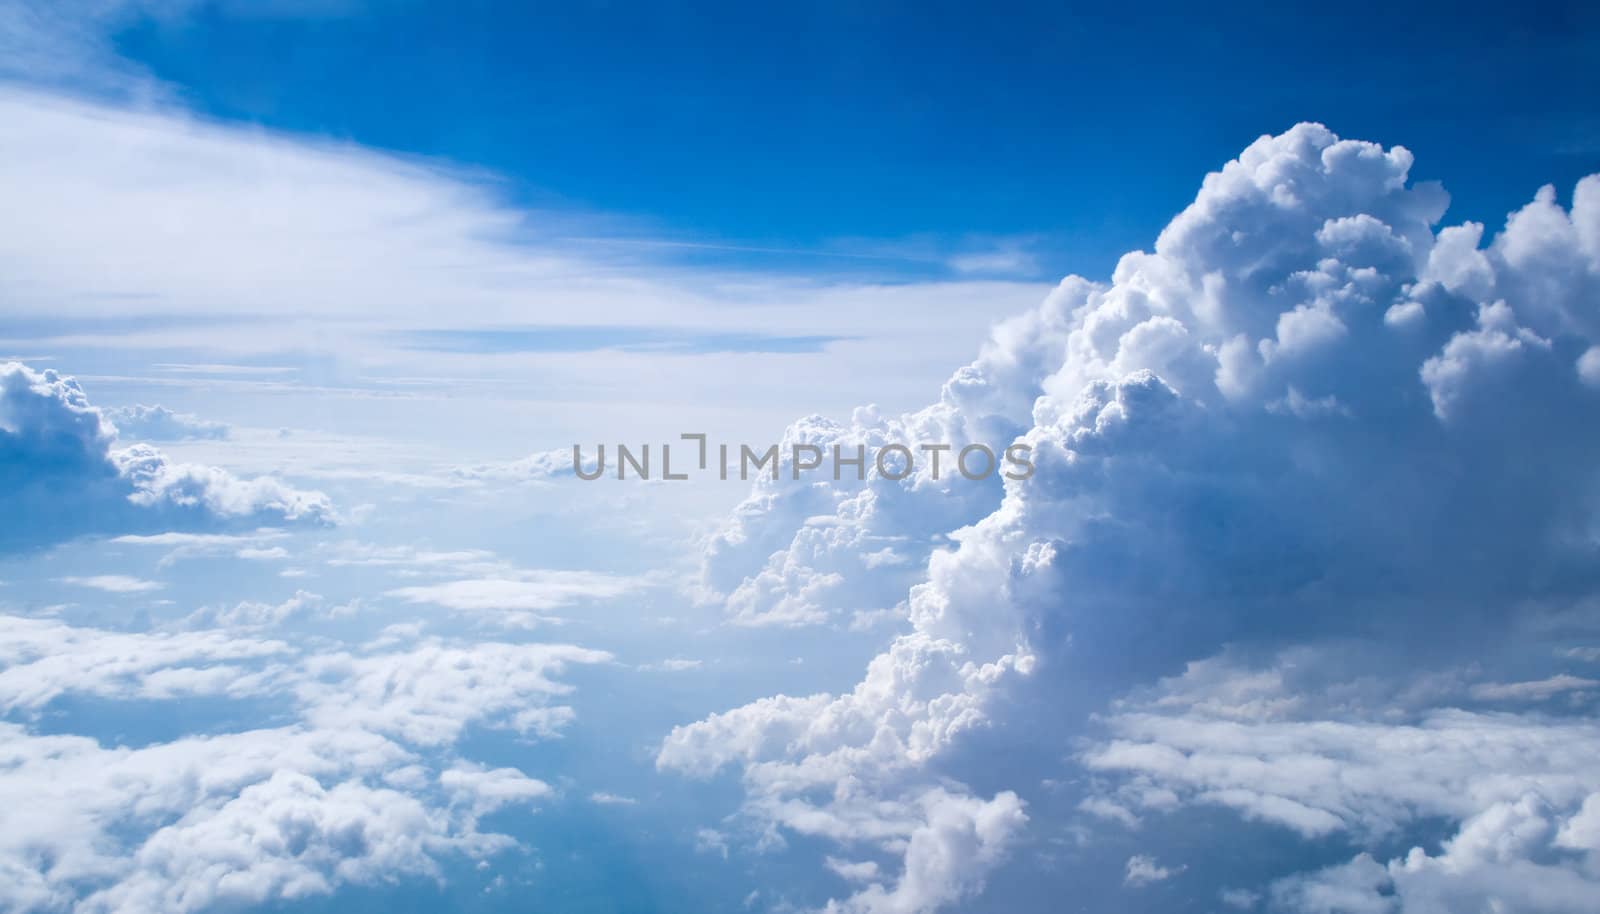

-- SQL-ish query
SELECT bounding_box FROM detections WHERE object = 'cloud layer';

[0,608,611,914]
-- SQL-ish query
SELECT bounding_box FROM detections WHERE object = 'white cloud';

[1082,651,1600,912]
[57,574,162,593]
[0,78,1075,552]
[181,590,327,630]
[452,448,575,483]
[0,721,525,914]
[825,857,881,883]
[439,762,552,817]
[1220,887,1261,909]
[322,542,501,572]
[0,599,616,912]
[80,771,464,914]
[640,658,703,672]
[694,828,729,859]
[295,638,612,746]
[0,363,333,552]
[1468,674,1600,702]
[104,404,228,441]
[1124,854,1183,886]
[0,613,288,712]
[0,609,614,748]
[947,245,1039,277]
[1579,346,1600,388]
[0,86,1045,435]
[818,789,1026,914]
[661,124,1600,912]
[109,529,290,567]
[387,573,639,612]
[697,411,1007,628]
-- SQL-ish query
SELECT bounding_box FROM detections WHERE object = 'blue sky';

[95,0,1600,279]
[3,3,1600,914]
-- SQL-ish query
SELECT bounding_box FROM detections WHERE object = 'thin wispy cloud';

[56,574,163,593]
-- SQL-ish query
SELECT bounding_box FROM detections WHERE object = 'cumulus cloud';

[103,404,229,441]
[658,631,1033,912]
[0,613,288,712]
[0,723,519,914]
[697,412,1010,628]
[295,638,612,745]
[181,590,330,630]
[0,610,612,743]
[818,789,1026,914]
[81,771,464,914]
[661,124,1600,912]
[1082,650,1600,912]
[439,762,552,817]
[0,608,611,912]
[0,363,333,552]
[451,448,575,483]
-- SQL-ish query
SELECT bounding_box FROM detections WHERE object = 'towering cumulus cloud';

[660,125,1600,912]
[0,363,332,552]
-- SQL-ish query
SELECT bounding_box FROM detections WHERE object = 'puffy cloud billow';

[102,404,229,442]
[0,609,611,913]
[0,722,532,914]
[0,363,332,552]
[661,125,1600,912]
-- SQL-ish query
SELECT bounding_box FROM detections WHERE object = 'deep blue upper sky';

[111,0,1600,279]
